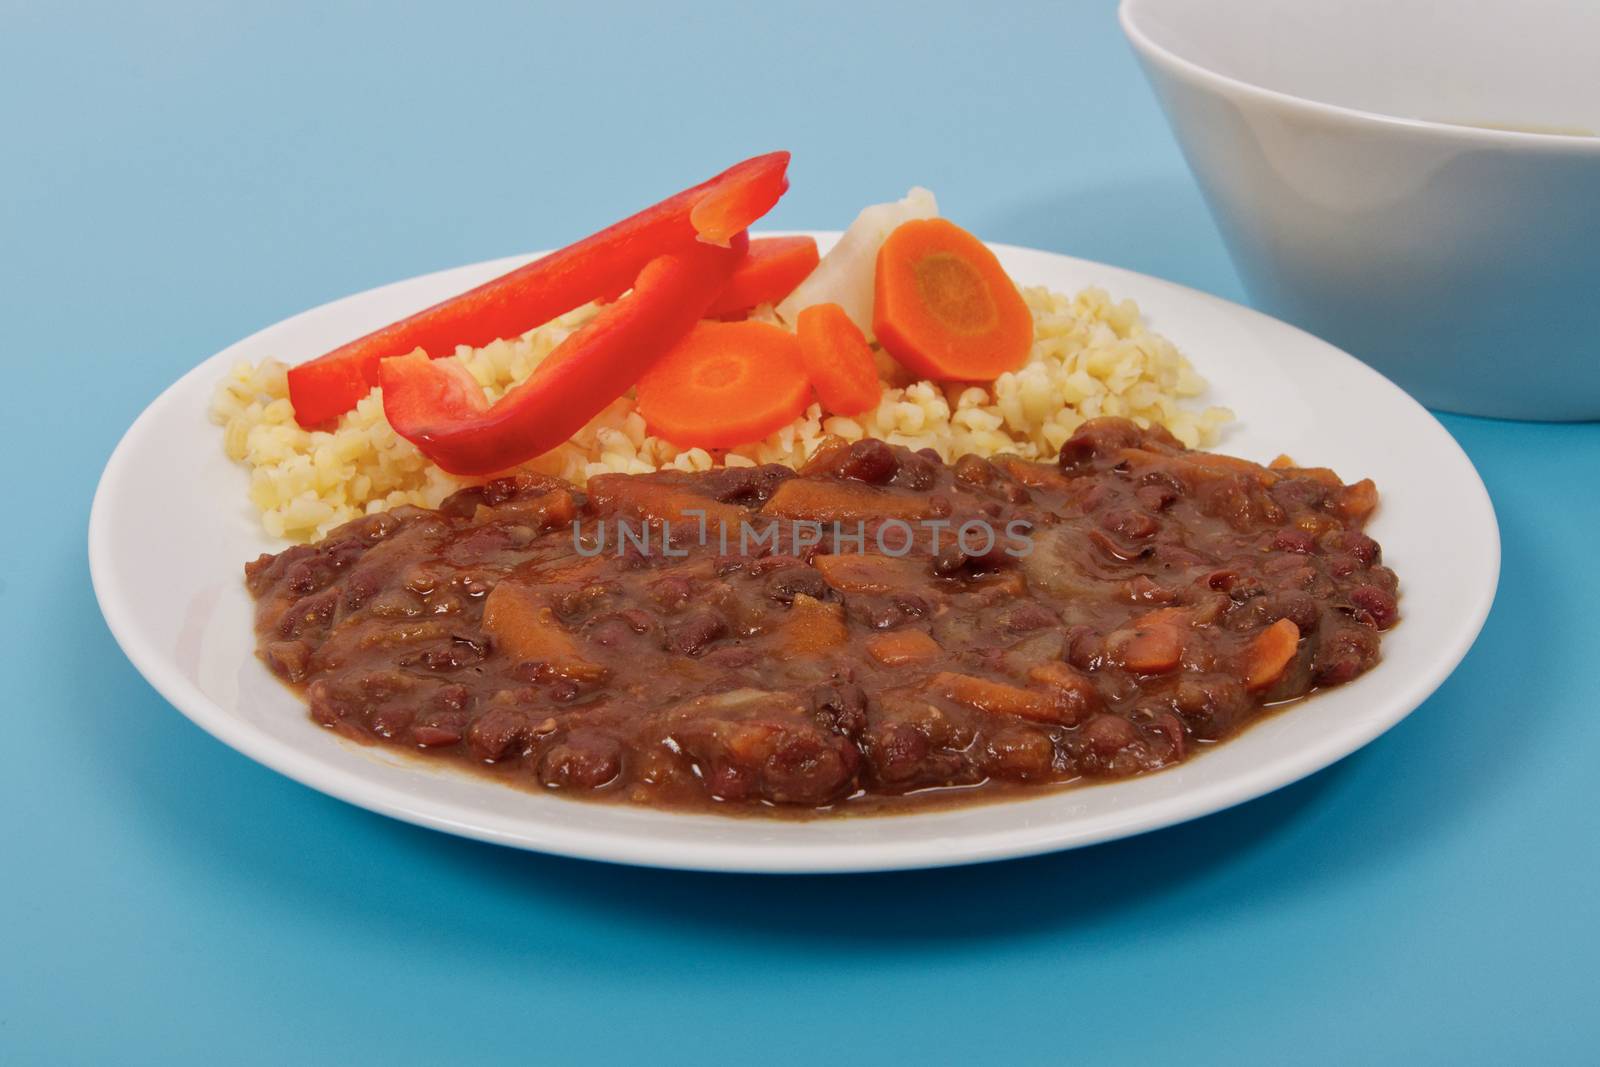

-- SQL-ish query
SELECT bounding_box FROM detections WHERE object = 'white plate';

[89,233,1499,873]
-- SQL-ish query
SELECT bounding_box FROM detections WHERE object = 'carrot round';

[872,218,1033,381]
[707,236,820,317]
[636,321,812,448]
[795,302,882,416]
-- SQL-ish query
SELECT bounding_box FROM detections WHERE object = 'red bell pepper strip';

[596,235,819,311]
[379,233,749,476]
[287,151,790,427]
[706,235,820,317]
[691,163,791,246]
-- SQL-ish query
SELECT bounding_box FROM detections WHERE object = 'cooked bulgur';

[212,285,1231,540]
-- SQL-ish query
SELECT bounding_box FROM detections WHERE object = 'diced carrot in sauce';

[813,553,927,595]
[762,479,934,522]
[356,621,453,650]
[1293,466,1346,487]
[724,721,782,763]
[536,489,578,527]
[586,476,744,531]
[1107,607,1188,674]
[1333,479,1379,523]
[1027,661,1094,695]
[1123,445,1284,490]
[482,582,607,682]
[473,489,576,529]
[931,671,1068,724]
[1244,618,1301,690]
[1025,661,1101,725]
[1111,447,1182,471]
[1186,451,1266,474]
[1309,469,1349,489]
[991,455,1071,490]
[1181,450,1281,485]
[781,594,849,653]
[796,437,853,475]
[866,629,943,667]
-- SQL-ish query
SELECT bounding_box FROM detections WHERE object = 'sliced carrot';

[813,553,928,595]
[991,455,1072,491]
[1181,451,1280,483]
[1293,466,1345,488]
[1112,627,1183,674]
[635,320,812,449]
[1025,662,1100,724]
[872,218,1033,381]
[762,479,935,523]
[795,302,883,415]
[707,236,820,317]
[796,437,853,475]
[1333,479,1380,523]
[1107,607,1189,674]
[584,476,745,531]
[781,594,849,653]
[866,629,942,667]
[930,672,1068,724]
[473,488,576,530]
[482,583,606,682]
[1244,618,1301,690]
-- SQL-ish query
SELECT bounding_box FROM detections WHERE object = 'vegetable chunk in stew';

[245,418,1398,815]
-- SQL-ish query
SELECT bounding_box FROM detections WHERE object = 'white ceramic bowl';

[1121,0,1600,421]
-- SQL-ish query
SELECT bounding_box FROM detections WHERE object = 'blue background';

[4,2,1595,1062]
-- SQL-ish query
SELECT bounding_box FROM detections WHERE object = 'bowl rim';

[1119,0,1600,153]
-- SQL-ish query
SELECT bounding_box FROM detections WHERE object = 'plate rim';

[88,232,1501,873]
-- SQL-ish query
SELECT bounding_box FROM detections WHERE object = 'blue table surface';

[4,3,1596,1062]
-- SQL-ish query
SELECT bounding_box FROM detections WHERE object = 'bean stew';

[246,418,1398,815]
